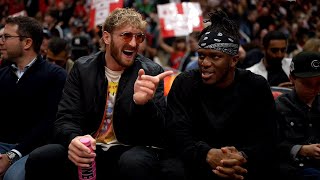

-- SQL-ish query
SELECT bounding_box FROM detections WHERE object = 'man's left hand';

[212,146,247,180]
[133,69,173,105]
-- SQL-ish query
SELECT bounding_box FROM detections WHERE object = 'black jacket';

[54,52,167,148]
[276,90,320,167]
[166,68,279,180]
[0,56,67,155]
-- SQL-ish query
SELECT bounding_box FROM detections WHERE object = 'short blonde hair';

[100,8,147,51]
[303,38,320,52]
[103,8,147,33]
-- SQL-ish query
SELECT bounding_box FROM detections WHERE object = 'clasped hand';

[300,144,320,159]
[206,146,247,180]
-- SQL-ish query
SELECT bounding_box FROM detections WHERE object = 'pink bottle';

[78,138,96,180]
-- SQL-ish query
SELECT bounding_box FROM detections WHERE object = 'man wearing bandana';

[166,10,279,180]
[247,31,291,86]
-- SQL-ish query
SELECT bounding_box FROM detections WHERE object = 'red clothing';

[170,51,185,70]
[7,0,24,15]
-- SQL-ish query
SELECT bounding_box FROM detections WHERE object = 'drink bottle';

[78,137,96,180]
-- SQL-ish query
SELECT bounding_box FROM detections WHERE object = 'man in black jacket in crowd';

[166,10,279,180]
[25,8,184,180]
[276,51,320,180]
[0,16,67,180]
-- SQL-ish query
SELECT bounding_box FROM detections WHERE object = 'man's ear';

[102,31,111,45]
[231,55,239,67]
[289,74,295,85]
[23,38,33,50]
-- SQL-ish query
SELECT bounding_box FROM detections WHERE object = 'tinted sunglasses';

[270,48,286,54]
[120,32,145,43]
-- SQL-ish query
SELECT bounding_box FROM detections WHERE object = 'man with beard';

[24,8,186,180]
[166,10,279,180]
[247,31,291,86]
[0,16,67,180]
[0,27,9,68]
[46,37,74,74]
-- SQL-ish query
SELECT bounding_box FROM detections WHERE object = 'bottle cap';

[79,137,91,146]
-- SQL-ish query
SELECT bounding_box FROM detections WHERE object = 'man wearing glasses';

[0,27,5,68]
[25,8,184,180]
[247,31,292,87]
[0,16,67,180]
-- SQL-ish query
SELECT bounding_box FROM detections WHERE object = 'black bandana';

[198,31,239,56]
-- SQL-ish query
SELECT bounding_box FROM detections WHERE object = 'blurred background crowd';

[0,0,319,74]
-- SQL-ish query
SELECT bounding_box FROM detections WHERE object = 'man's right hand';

[0,154,10,177]
[299,144,320,159]
[68,135,96,168]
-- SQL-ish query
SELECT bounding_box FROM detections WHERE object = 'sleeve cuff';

[11,149,22,158]
[240,151,248,159]
[290,145,302,159]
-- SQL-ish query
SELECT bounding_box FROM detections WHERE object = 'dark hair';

[48,37,69,55]
[200,9,240,43]
[189,31,201,40]
[43,28,51,39]
[48,10,59,20]
[262,31,287,48]
[6,16,43,53]
[175,36,186,43]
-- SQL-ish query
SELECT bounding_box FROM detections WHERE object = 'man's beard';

[110,40,134,68]
[266,57,283,70]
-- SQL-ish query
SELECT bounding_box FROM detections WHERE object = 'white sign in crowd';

[157,2,203,38]
[88,1,203,37]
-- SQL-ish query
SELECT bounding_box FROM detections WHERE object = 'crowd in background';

[1,1,320,180]
[1,0,319,74]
